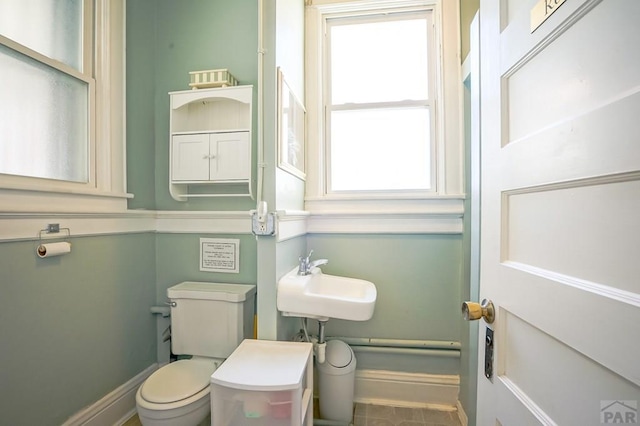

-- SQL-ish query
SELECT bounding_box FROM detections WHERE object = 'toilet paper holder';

[37,223,71,242]
[45,223,63,234]
[36,223,72,258]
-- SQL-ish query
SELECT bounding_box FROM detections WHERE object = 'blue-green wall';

[0,1,470,424]
[126,0,465,374]
[126,0,156,210]
[0,234,156,425]
[127,0,259,212]
[307,234,463,373]
[125,0,261,348]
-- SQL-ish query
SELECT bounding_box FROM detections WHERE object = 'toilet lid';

[141,359,217,404]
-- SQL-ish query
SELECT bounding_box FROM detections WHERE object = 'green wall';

[258,0,307,340]
[0,234,157,425]
[126,0,465,374]
[307,234,463,373]
[125,0,261,351]
[0,1,471,424]
[127,0,259,212]
[126,0,156,209]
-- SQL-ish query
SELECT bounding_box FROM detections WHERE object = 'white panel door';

[477,0,640,424]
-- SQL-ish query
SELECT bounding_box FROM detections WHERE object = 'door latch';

[484,327,494,380]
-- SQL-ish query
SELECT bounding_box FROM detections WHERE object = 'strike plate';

[485,327,494,380]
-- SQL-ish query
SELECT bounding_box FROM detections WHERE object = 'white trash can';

[317,340,357,422]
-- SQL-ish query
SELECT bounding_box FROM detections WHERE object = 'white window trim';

[305,0,464,221]
[0,0,129,213]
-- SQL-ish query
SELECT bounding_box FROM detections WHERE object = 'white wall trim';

[62,364,158,426]
[354,369,459,409]
[0,205,464,242]
[305,197,464,234]
[276,210,310,241]
[307,213,463,234]
[456,400,469,426]
[0,210,253,242]
[155,210,253,234]
[0,211,156,242]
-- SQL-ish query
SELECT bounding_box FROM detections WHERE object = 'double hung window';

[326,11,436,193]
[0,0,126,211]
[306,0,463,212]
[0,0,92,183]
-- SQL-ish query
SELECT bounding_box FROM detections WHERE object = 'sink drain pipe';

[316,320,328,363]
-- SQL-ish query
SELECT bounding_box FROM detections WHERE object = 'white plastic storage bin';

[211,339,314,426]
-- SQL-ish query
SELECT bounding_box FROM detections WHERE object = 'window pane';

[0,0,83,70]
[330,17,429,105]
[0,45,88,182]
[330,108,431,191]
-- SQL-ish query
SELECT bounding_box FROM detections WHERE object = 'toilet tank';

[167,282,256,358]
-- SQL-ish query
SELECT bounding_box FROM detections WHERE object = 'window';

[0,1,91,183]
[0,0,126,211]
[305,0,463,213]
[326,12,435,192]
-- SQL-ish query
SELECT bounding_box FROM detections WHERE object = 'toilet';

[136,282,256,426]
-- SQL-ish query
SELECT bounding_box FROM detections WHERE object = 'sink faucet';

[298,250,328,275]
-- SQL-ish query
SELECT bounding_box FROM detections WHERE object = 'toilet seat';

[141,358,217,404]
[136,358,219,425]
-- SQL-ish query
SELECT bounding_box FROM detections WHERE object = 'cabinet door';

[172,134,210,181]
[209,132,250,181]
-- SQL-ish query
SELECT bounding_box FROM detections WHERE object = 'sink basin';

[277,267,377,321]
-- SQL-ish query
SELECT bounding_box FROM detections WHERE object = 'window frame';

[305,0,464,217]
[0,0,128,213]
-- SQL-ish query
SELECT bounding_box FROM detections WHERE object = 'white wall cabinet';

[169,86,253,201]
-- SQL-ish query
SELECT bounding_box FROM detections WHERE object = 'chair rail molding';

[0,210,253,242]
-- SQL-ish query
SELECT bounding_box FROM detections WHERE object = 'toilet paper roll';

[37,242,71,258]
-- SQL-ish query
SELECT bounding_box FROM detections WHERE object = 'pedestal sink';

[277,267,377,321]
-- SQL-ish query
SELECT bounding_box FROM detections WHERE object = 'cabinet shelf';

[172,128,250,136]
[169,86,253,201]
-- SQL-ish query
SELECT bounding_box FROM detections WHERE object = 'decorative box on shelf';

[189,69,238,89]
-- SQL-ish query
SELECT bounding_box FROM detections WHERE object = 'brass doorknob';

[461,299,495,324]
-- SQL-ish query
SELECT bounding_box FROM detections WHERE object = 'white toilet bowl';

[136,357,219,426]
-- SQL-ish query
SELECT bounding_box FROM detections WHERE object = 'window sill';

[0,185,133,213]
[304,196,465,234]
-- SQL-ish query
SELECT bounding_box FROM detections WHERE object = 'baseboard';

[62,364,158,426]
[456,400,469,426]
[354,369,459,410]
